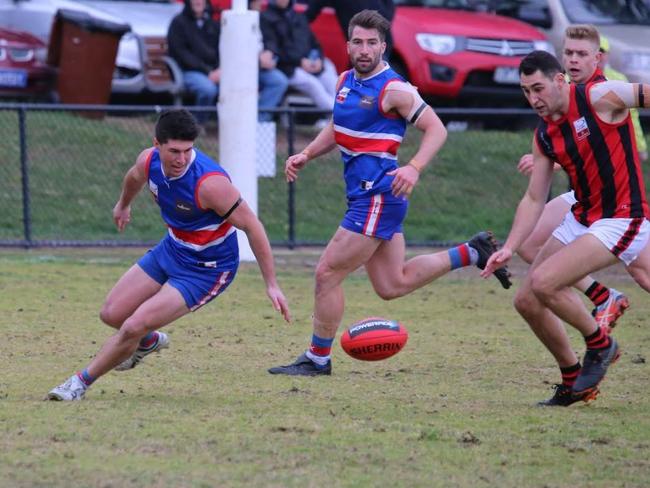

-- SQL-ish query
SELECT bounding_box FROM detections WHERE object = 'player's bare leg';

[528,235,620,401]
[518,196,598,292]
[530,235,618,335]
[48,285,187,400]
[89,284,187,377]
[269,228,381,376]
[518,195,571,264]
[269,229,508,376]
[627,242,650,293]
[514,242,578,368]
[365,233,453,299]
[100,264,163,329]
[517,195,629,330]
[312,227,382,338]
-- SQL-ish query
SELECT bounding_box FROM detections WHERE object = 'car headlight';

[415,34,458,55]
[622,52,650,71]
[533,40,555,54]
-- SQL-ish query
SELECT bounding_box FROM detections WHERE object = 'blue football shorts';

[138,239,238,311]
[340,192,408,240]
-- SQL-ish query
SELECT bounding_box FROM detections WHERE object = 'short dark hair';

[519,50,563,78]
[348,9,390,42]
[155,109,200,143]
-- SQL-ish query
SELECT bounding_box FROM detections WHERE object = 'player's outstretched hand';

[517,153,534,176]
[267,285,291,323]
[113,204,131,232]
[481,248,513,279]
[285,153,309,182]
[387,164,420,199]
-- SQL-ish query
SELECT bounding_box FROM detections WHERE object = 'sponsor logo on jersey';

[336,87,350,104]
[360,179,374,190]
[175,199,194,215]
[359,95,375,108]
[573,116,590,140]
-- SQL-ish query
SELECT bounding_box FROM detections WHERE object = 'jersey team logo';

[336,87,350,104]
[175,199,194,215]
[359,95,375,109]
[573,117,590,140]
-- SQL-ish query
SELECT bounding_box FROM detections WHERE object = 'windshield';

[393,0,491,10]
[561,0,650,25]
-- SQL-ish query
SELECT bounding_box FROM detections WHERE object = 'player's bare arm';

[589,81,650,123]
[383,81,447,198]
[284,122,337,183]
[113,147,152,232]
[198,175,291,322]
[517,153,562,176]
[482,141,554,277]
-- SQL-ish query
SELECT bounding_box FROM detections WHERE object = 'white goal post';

[218,0,259,261]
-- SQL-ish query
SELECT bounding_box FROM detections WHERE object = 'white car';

[494,0,650,84]
[0,0,183,96]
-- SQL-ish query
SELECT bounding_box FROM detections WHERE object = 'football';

[340,317,408,361]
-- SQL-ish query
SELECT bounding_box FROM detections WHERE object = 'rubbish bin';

[47,9,129,115]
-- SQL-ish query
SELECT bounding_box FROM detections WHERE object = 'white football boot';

[115,331,170,371]
[47,374,88,401]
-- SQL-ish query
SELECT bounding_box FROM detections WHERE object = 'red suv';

[304,0,552,106]
[211,1,552,106]
[0,27,56,101]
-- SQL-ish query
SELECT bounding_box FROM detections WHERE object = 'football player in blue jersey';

[48,109,290,401]
[269,9,510,377]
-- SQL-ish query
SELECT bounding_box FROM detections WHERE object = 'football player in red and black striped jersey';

[483,50,650,406]
[516,25,642,337]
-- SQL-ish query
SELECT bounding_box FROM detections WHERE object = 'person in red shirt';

[483,50,650,407]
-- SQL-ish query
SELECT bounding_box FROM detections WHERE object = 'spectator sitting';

[168,0,221,124]
[249,0,290,122]
[261,0,338,124]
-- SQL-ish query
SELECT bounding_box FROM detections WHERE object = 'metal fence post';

[287,110,296,250]
[18,107,32,248]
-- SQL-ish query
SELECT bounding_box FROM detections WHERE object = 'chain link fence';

[2,103,648,248]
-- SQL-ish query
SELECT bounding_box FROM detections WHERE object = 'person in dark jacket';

[249,0,290,122]
[168,0,221,119]
[261,0,337,115]
[169,0,289,123]
[305,0,395,54]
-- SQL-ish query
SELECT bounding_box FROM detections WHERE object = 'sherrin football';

[340,317,408,361]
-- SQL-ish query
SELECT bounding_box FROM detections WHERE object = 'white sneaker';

[115,331,170,371]
[47,374,87,401]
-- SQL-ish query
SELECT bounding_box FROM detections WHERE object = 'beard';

[352,54,381,74]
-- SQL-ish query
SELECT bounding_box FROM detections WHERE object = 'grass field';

[1,249,649,487]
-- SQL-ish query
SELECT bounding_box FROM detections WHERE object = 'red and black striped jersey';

[534,83,648,226]
[587,68,606,83]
